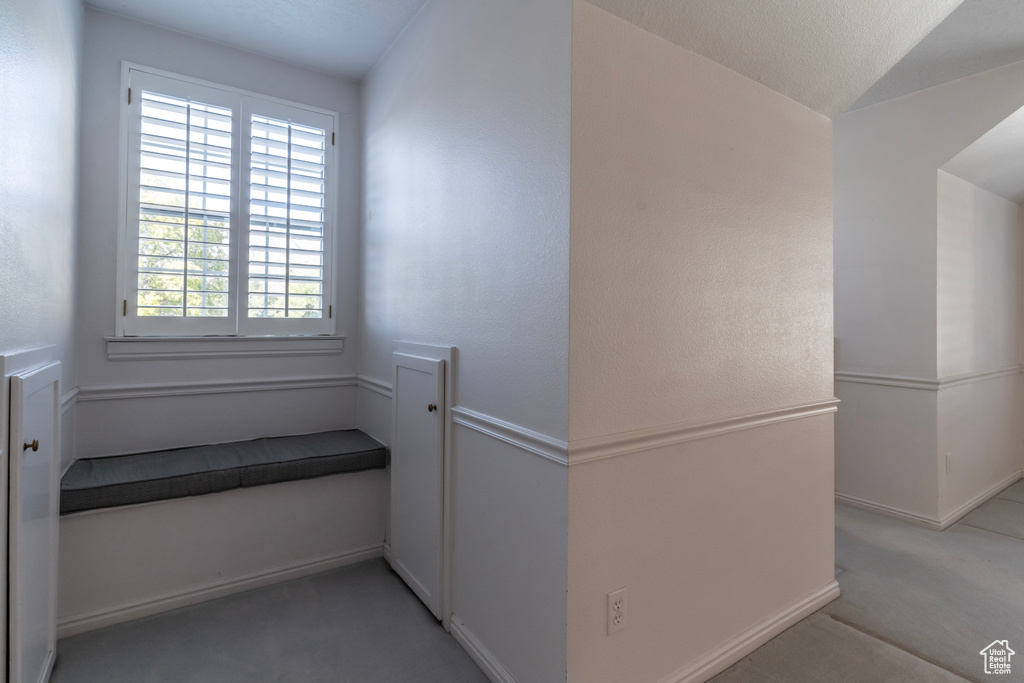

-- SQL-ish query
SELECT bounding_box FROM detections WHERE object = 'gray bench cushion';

[60,430,386,514]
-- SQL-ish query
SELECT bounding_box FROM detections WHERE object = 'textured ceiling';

[584,0,964,119]
[943,106,1024,204]
[851,0,1024,111]
[84,0,428,80]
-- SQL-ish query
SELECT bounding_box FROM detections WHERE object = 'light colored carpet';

[960,498,1024,540]
[824,503,1024,683]
[996,480,1024,505]
[50,559,487,683]
[711,612,967,682]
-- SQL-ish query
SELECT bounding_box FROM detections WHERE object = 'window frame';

[115,63,339,338]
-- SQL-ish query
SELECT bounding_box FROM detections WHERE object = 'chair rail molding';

[834,365,1023,391]
[567,398,840,466]
[76,375,357,401]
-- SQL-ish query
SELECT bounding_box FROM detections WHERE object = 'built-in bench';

[60,430,387,515]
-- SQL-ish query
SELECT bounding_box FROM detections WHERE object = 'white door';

[9,362,60,683]
[389,353,445,619]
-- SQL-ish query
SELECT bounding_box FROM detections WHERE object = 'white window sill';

[105,335,345,361]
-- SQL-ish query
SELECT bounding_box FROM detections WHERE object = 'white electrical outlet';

[608,587,627,635]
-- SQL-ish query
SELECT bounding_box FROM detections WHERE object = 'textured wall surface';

[835,61,1024,525]
[360,0,571,441]
[0,0,82,404]
[937,171,1020,378]
[568,4,836,681]
[361,1,570,680]
[569,1,833,442]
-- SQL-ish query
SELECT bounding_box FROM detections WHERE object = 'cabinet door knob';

[428,404,437,412]
[24,440,38,452]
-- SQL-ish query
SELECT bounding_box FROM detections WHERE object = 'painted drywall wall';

[834,382,939,521]
[75,8,363,456]
[567,3,836,681]
[59,469,386,636]
[359,0,570,441]
[936,171,1020,378]
[568,3,832,443]
[935,171,1022,518]
[0,0,83,471]
[360,0,570,679]
[835,61,1024,526]
[835,60,1024,380]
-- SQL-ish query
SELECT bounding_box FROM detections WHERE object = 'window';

[120,67,337,336]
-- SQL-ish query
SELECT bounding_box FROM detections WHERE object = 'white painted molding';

[105,335,345,361]
[834,492,943,530]
[356,375,392,398]
[836,468,1022,530]
[449,615,517,683]
[56,542,383,639]
[60,387,79,415]
[568,398,839,466]
[941,468,1022,529]
[451,406,569,466]
[834,365,1023,391]
[939,366,1024,390]
[658,581,840,683]
[77,375,357,402]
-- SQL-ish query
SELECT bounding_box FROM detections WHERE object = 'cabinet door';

[389,353,445,619]
[9,362,60,683]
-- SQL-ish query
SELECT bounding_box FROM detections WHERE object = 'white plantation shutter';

[121,67,336,337]
[240,98,333,335]
[138,93,233,318]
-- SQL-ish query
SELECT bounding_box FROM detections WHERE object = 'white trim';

[941,468,1022,529]
[836,469,1024,530]
[105,335,345,361]
[56,543,383,639]
[449,615,516,683]
[834,492,943,530]
[834,365,1023,391]
[451,406,569,467]
[357,375,392,398]
[77,374,357,401]
[658,581,840,683]
[59,387,79,415]
[568,398,839,466]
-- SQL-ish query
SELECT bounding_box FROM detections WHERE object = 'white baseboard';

[836,469,1023,532]
[939,469,1023,529]
[449,615,517,683]
[658,580,840,683]
[57,543,383,639]
[834,492,943,530]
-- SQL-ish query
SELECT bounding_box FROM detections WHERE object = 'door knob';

[427,404,437,412]
[24,440,38,452]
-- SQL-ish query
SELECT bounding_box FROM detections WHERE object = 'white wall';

[360,0,571,680]
[835,62,1024,527]
[75,8,363,457]
[567,4,837,681]
[0,0,83,471]
[58,469,386,636]
[936,171,1020,378]
[936,171,1022,518]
